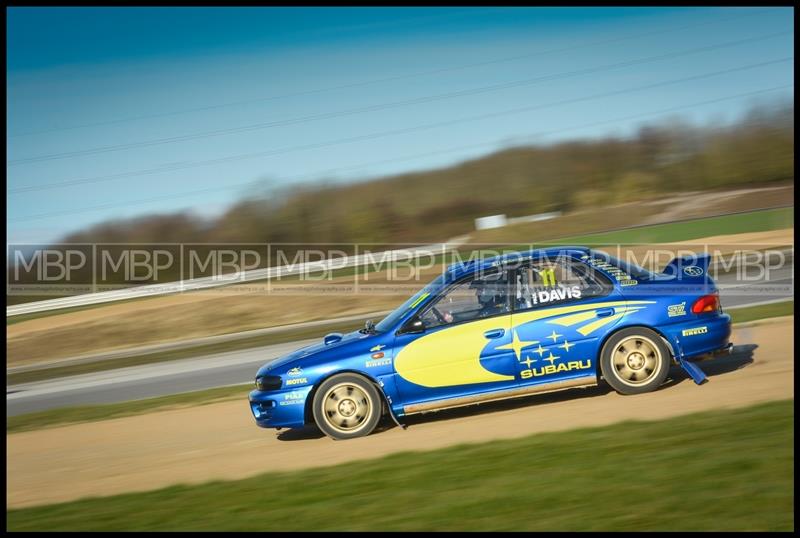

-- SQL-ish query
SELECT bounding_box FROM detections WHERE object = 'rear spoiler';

[660,253,712,278]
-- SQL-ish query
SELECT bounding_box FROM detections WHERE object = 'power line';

[9,56,792,195]
[9,83,793,223]
[6,7,780,140]
[9,29,791,166]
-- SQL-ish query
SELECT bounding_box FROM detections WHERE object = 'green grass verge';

[7,400,794,531]
[729,301,793,324]
[6,384,252,435]
[557,206,793,245]
[481,206,794,250]
[7,320,363,386]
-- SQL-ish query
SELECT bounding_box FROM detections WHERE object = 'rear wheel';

[600,327,671,395]
[312,374,382,440]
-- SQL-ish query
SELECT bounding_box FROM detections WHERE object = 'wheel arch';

[596,323,676,382]
[304,369,391,425]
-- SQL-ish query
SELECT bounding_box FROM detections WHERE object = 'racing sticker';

[521,359,591,379]
[540,268,557,287]
[366,355,391,368]
[582,255,638,286]
[285,377,308,386]
[683,266,704,277]
[667,302,687,317]
[280,391,306,406]
[513,329,591,379]
[408,292,430,310]
[531,285,582,305]
[682,326,708,336]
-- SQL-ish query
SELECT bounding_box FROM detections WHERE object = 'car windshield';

[374,274,446,333]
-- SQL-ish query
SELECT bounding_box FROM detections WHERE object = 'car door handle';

[596,308,615,318]
[484,328,505,339]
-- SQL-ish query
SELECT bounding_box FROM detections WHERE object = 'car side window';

[515,257,610,311]
[420,270,511,329]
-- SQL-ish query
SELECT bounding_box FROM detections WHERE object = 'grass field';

[555,206,794,246]
[7,400,793,531]
[729,301,793,324]
[476,206,794,250]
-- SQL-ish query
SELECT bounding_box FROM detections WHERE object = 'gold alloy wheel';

[322,382,372,434]
[611,335,663,386]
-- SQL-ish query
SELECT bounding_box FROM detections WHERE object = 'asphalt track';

[6,258,793,416]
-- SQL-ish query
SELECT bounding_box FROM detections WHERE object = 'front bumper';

[249,386,312,429]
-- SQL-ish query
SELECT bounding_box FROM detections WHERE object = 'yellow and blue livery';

[250,246,732,440]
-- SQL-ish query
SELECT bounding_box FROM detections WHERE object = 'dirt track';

[6,317,794,509]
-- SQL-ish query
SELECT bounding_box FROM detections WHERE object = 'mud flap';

[678,357,708,385]
[385,406,408,430]
[669,335,708,385]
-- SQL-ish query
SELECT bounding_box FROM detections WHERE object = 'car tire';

[312,373,383,440]
[600,327,671,395]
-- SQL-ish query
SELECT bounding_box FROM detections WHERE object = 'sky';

[6,7,795,244]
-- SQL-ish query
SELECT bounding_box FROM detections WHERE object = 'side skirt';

[402,376,597,415]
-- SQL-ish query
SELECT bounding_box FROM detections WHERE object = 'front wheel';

[312,374,382,440]
[600,328,671,395]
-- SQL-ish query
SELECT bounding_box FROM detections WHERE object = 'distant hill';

[61,101,793,247]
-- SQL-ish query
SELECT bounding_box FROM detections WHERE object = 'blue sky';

[6,7,794,244]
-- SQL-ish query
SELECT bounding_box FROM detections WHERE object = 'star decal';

[558,339,574,353]
[520,356,537,368]
[534,344,546,357]
[544,352,560,366]
[547,330,563,343]
[497,330,539,361]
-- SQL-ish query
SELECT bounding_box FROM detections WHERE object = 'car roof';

[444,246,592,282]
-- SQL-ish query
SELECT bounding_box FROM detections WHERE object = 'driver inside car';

[429,272,510,325]
[471,277,510,319]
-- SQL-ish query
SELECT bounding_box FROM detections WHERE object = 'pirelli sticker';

[682,326,708,337]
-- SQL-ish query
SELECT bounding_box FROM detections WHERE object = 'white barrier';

[6,243,456,317]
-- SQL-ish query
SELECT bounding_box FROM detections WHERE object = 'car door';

[392,267,519,407]
[509,255,618,386]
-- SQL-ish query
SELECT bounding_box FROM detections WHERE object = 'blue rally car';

[250,246,732,440]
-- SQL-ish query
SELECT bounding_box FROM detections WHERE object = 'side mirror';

[323,332,344,345]
[399,316,426,335]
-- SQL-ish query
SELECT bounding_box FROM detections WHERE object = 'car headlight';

[255,375,282,391]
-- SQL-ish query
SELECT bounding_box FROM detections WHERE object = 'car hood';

[257,329,373,376]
